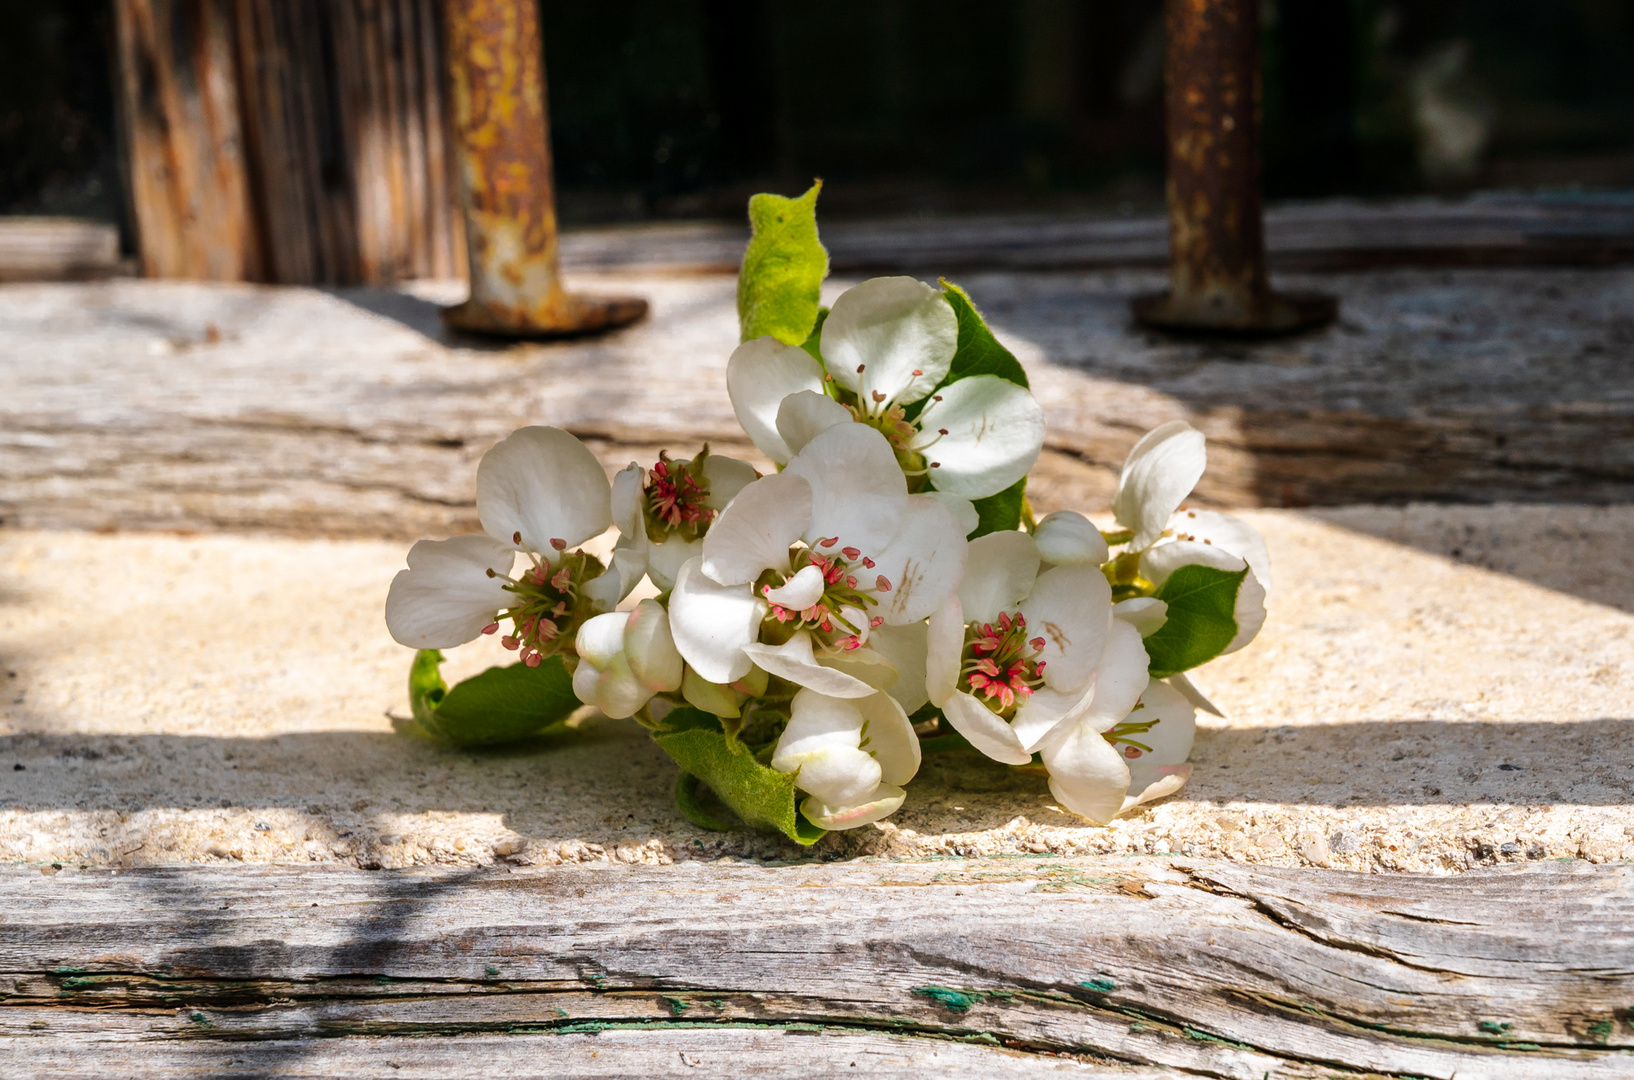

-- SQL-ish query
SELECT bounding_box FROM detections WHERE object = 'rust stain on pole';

[1133,0,1335,335]
[441,0,645,336]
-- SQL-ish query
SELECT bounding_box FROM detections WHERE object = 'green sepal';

[966,474,1027,538]
[939,280,1030,388]
[1141,565,1249,679]
[673,772,740,832]
[407,649,581,747]
[652,707,825,845]
[738,182,829,345]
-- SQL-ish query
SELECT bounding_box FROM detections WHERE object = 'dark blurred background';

[7,0,1634,232]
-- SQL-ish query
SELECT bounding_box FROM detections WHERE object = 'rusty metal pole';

[1132,0,1335,334]
[441,0,646,336]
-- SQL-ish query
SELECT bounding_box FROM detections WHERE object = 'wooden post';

[439,0,646,336]
[113,0,263,281]
[1132,0,1335,334]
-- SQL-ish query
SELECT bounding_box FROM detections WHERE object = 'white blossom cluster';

[385,276,1269,833]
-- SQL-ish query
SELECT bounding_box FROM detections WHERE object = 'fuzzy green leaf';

[653,708,825,845]
[966,474,1027,538]
[408,649,580,747]
[1141,565,1248,679]
[673,772,740,832]
[739,182,829,345]
[939,280,1029,388]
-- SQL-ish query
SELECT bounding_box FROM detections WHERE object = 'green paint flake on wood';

[1478,1020,1513,1034]
[663,996,690,1016]
[1081,978,1117,993]
[913,986,984,1012]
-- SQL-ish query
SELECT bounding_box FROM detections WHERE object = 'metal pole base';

[1131,288,1337,337]
[441,291,648,339]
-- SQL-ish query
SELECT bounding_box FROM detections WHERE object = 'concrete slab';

[3,506,1629,874]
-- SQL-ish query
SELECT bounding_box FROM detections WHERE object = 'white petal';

[1033,510,1110,566]
[681,668,741,718]
[646,533,701,592]
[1038,718,1132,825]
[1141,540,1267,654]
[1118,769,1190,816]
[776,390,853,459]
[624,598,683,692]
[772,690,880,807]
[866,621,929,715]
[822,276,956,407]
[1073,620,1151,731]
[700,471,811,586]
[818,646,900,691]
[701,455,761,511]
[611,463,646,539]
[1120,678,1197,801]
[915,376,1045,500]
[581,548,643,611]
[1113,597,1168,637]
[1018,564,1113,693]
[384,535,515,649]
[1111,421,1206,550]
[958,531,1040,623]
[575,611,629,670]
[741,631,877,698]
[924,597,964,707]
[764,563,825,609]
[726,337,825,464]
[1010,684,1088,753]
[925,491,979,537]
[785,424,906,556]
[869,495,968,625]
[476,426,612,556]
[572,658,601,706]
[668,557,762,684]
[594,652,654,720]
[802,784,907,830]
[1166,508,1273,591]
[940,691,1033,766]
[856,691,921,786]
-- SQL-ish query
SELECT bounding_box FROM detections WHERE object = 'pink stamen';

[481,623,499,635]
[875,575,891,592]
[550,538,567,551]
[842,546,861,559]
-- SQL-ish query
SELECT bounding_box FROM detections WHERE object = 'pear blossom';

[1108,421,1270,656]
[923,531,1150,767]
[571,599,684,720]
[385,426,631,664]
[668,423,967,698]
[1106,678,1197,815]
[727,276,1046,501]
[609,448,759,591]
[770,688,921,829]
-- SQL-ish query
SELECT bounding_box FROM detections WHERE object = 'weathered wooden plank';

[559,194,1634,275]
[0,219,124,283]
[113,0,263,281]
[0,860,1627,1077]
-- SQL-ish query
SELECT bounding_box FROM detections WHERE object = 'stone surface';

[3,504,1629,874]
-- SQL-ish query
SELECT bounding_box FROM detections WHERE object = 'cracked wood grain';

[1,859,1628,1078]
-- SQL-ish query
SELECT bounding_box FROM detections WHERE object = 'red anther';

[843,638,861,651]
[938,428,949,436]
[513,531,523,545]
[1031,637,1046,651]
[869,616,884,628]
[525,653,543,668]
[819,536,838,547]
[481,622,500,635]
[846,576,857,588]
[841,546,861,559]
[862,557,875,569]
[1124,746,1142,759]
[911,369,922,376]
[824,374,834,382]
[875,575,892,592]
[502,636,520,650]
[871,390,886,402]
[550,537,567,551]
[1036,659,1047,671]
[933,394,943,401]
[856,364,866,373]
[930,461,941,468]
[762,584,772,595]
[1204,538,1212,544]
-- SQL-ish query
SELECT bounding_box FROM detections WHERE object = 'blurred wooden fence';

[113,0,464,285]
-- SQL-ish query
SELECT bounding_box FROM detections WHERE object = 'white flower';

[1108,678,1197,815]
[1110,421,1270,656]
[610,449,759,592]
[770,688,921,829]
[571,599,685,719]
[923,530,1149,767]
[726,276,1046,500]
[385,426,631,663]
[668,423,967,697]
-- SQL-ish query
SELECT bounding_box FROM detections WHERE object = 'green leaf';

[408,649,581,747]
[1141,565,1248,679]
[939,280,1029,388]
[738,182,829,345]
[673,772,739,832]
[652,708,825,845]
[800,306,829,363]
[966,474,1027,538]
